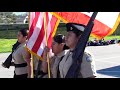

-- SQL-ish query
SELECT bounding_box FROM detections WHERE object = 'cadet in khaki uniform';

[33,55,41,78]
[59,23,97,78]
[42,34,69,78]
[33,55,47,78]
[12,29,31,78]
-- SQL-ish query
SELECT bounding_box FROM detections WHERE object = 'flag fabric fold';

[26,12,60,60]
[52,12,120,39]
[26,12,120,59]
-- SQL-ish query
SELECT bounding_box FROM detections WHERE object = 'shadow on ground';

[97,65,120,78]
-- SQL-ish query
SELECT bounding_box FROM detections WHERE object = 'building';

[23,16,28,23]
[15,15,28,24]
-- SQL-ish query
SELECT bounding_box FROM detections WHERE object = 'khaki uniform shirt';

[12,42,30,75]
[42,50,69,78]
[59,49,97,78]
[50,50,69,78]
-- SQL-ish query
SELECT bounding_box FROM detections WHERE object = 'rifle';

[2,41,20,68]
[65,12,98,78]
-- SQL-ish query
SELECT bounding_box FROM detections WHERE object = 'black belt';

[14,63,27,68]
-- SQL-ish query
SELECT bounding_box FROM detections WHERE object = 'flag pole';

[31,54,34,78]
[28,12,34,78]
[43,12,51,78]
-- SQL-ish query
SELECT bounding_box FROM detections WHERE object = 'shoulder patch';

[86,54,92,62]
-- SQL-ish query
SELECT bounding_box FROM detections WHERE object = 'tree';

[0,12,17,24]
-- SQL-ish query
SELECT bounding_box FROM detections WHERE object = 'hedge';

[0,23,66,39]
[0,23,120,39]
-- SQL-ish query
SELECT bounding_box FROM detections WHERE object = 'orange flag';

[51,12,120,39]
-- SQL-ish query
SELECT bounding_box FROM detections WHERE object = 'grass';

[104,35,120,40]
[89,35,120,41]
[0,35,120,53]
[0,39,17,53]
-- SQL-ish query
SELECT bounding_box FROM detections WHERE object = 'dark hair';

[63,44,69,50]
[53,34,69,50]
[53,34,65,44]
[74,30,83,37]
[19,29,29,37]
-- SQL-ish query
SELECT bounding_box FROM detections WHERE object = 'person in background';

[12,29,31,78]
[2,41,20,68]
[33,55,47,78]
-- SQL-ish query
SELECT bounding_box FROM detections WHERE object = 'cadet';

[42,34,69,78]
[33,55,47,78]
[2,41,20,68]
[59,23,97,78]
[12,29,31,78]
[33,55,41,78]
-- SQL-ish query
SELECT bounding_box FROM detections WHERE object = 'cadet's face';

[51,40,63,55]
[17,32,26,43]
[65,31,79,49]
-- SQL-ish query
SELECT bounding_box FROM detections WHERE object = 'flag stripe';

[28,12,40,39]
[47,16,59,48]
[32,20,45,53]
[27,13,44,50]
[95,12,119,28]
[107,13,120,36]
[92,19,111,38]
[37,14,60,56]
[29,12,35,28]
[27,12,60,59]
[37,12,53,56]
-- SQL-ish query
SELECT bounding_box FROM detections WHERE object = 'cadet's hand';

[43,46,50,53]
[2,63,7,68]
[44,46,50,53]
[43,46,50,61]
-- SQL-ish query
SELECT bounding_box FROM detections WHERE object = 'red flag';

[51,12,120,39]
[26,12,60,60]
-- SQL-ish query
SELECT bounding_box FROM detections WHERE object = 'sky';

[13,12,27,15]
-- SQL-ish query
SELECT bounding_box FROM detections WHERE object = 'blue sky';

[13,12,27,15]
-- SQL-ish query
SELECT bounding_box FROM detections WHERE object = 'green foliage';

[0,22,120,53]
[0,23,28,30]
[0,12,17,24]
[89,35,120,41]
[0,24,28,39]
[0,30,18,39]
[0,23,120,39]
[55,22,68,36]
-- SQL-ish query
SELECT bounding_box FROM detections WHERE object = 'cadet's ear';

[60,43,65,47]
[24,36,28,39]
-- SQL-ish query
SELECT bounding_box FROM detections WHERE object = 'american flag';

[26,12,60,59]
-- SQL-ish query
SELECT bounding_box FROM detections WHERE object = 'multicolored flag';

[26,12,60,60]
[51,12,120,39]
